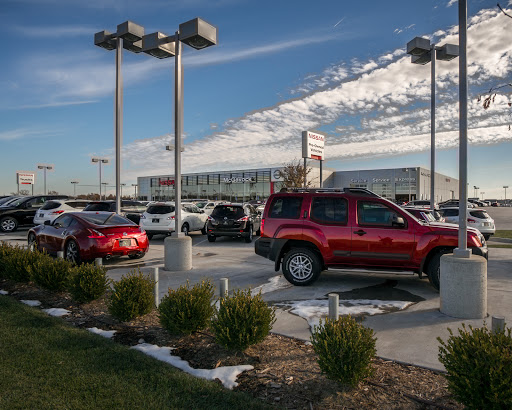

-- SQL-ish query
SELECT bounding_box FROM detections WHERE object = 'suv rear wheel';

[282,248,322,286]
[244,226,253,243]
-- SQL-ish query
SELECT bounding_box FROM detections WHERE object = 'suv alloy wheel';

[282,248,322,286]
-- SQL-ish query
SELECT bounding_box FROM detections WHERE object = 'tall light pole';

[91,157,110,200]
[504,186,509,202]
[71,180,79,197]
[473,185,479,199]
[95,21,145,214]
[120,183,126,199]
[101,182,109,200]
[142,18,217,239]
[132,183,138,199]
[481,191,485,200]
[407,37,459,211]
[36,164,54,195]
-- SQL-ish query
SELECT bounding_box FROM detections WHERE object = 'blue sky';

[1,0,511,199]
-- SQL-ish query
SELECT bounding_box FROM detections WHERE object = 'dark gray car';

[206,203,261,243]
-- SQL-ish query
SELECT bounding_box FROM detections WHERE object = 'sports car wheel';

[27,232,37,252]
[65,240,81,264]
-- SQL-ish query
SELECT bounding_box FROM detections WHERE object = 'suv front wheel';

[282,248,322,286]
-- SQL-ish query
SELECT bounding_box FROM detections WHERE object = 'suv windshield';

[147,205,175,214]
[211,206,245,219]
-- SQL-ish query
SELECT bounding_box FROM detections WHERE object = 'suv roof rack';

[283,187,380,197]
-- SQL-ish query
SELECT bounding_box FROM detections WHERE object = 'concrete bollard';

[95,258,103,267]
[440,254,487,319]
[492,316,505,333]
[153,267,160,308]
[220,278,229,298]
[328,293,339,321]
[57,251,64,259]
[164,235,192,271]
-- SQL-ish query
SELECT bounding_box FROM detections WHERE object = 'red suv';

[254,188,487,290]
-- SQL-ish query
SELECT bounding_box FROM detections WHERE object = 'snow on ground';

[252,275,292,295]
[87,327,116,339]
[280,299,415,330]
[132,343,253,389]
[21,300,41,307]
[43,308,71,317]
[0,289,8,295]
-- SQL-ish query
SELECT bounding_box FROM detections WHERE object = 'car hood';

[427,221,481,236]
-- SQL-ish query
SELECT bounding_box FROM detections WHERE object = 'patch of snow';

[252,275,292,295]
[43,308,70,317]
[21,300,41,307]
[87,327,116,339]
[0,289,8,295]
[132,343,253,389]
[281,299,414,330]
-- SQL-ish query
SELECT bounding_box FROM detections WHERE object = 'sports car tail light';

[260,218,265,236]
[237,216,249,222]
[87,228,106,238]
[51,210,65,215]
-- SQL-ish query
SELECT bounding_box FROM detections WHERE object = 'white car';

[33,199,91,225]
[139,201,208,239]
[404,200,438,209]
[195,200,226,215]
[440,207,495,240]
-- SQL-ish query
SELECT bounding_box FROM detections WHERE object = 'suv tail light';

[51,210,65,215]
[260,218,265,236]
[237,216,249,222]
[207,216,215,221]
[467,218,476,223]
[167,216,175,220]
[87,228,106,238]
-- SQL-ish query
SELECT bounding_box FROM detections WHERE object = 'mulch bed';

[0,278,462,409]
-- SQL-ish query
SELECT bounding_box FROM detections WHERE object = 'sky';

[1,0,511,200]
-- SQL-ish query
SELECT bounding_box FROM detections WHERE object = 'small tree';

[278,159,313,189]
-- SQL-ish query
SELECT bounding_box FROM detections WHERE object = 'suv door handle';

[354,230,367,236]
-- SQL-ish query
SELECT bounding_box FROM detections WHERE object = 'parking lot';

[1,207,511,370]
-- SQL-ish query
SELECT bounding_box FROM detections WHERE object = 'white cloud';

[447,0,457,7]
[121,7,512,178]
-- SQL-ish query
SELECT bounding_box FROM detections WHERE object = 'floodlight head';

[179,18,217,50]
[116,21,144,43]
[101,159,110,164]
[71,181,79,184]
[436,43,459,61]
[123,39,143,53]
[94,30,116,50]
[406,37,431,56]
[91,158,99,163]
[411,52,432,65]
[142,32,175,59]
[165,145,184,152]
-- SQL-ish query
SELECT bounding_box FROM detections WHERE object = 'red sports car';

[28,212,149,263]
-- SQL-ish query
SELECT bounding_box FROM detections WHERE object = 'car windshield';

[1,197,27,207]
[146,205,175,214]
[80,213,134,225]
[422,212,436,222]
[211,206,245,219]
[0,197,20,206]
[195,202,207,209]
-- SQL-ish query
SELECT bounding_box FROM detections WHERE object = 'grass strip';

[487,244,512,249]
[494,230,512,239]
[0,296,270,410]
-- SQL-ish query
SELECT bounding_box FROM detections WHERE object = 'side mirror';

[393,216,406,228]
[44,220,51,226]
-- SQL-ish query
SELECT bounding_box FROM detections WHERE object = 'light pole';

[473,186,479,199]
[71,181,79,197]
[95,21,145,214]
[132,184,138,199]
[481,191,485,200]
[142,18,217,239]
[91,157,110,200]
[407,37,459,211]
[504,186,509,202]
[36,164,54,195]
[121,183,126,199]
[101,182,109,200]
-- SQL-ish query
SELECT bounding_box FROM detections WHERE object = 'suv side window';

[311,197,348,225]
[268,197,302,219]
[358,201,405,228]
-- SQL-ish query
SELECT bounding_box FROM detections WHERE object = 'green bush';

[108,269,154,322]
[3,245,42,283]
[69,264,109,303]
[211,289,276,351]
[158,280,215,335]
[438,323,512,409]
[0,242,14,278]
[311,316,376,387]
[26,253,74,291]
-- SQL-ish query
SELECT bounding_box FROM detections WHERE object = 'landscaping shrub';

[27,253,73,291]
[0,242,14,278]
[69,263,109,303]
[311,316,376,387]
[3,245,42,283]
[438,323,512,409]
[108,269,154,322]
[211,289,276,351]
[158,280,215,335]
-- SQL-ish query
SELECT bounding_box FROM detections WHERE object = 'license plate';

[483,222,489,226]
[152,219,160,223]
[118,239,132,247]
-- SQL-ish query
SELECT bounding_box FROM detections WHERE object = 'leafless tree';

[278,159,313,188]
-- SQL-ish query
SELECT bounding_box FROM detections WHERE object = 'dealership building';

[137,164,458,203]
